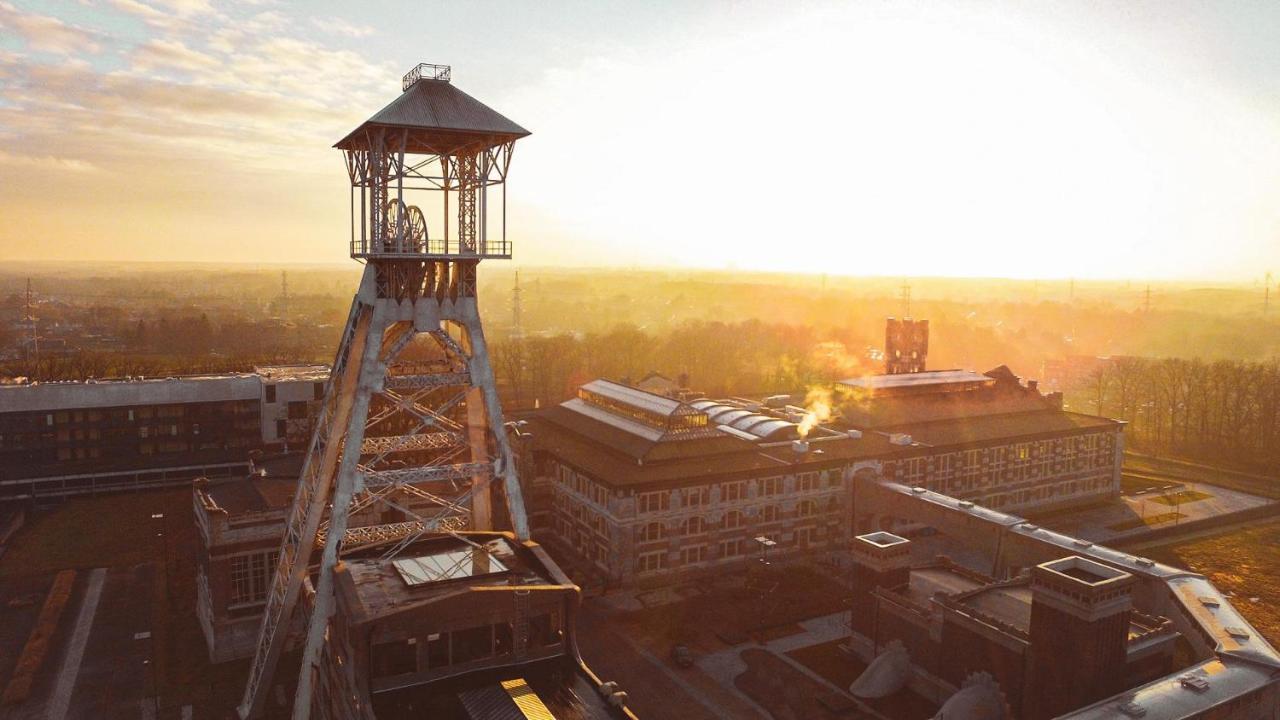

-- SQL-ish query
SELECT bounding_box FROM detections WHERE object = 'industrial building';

[0,365,328,499]
[837,365,1124,515]
[848,479,1280,719]
[527,378,886,587]
[525,320,1124,587]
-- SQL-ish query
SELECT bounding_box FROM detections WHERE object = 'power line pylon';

[238,63,531,720]
[280,270,290,321]
[23,278,38,371]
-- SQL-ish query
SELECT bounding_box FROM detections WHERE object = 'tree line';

[1085,356,1280,472]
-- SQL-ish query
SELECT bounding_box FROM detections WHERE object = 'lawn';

[1107,511,1184,532]
[1145,520,1280,643]
[1149,490,1213,506]
[0,488,194,579]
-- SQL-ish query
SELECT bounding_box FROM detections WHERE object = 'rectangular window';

[265,384,277,403]
[638,492,669,514]
[313,381,325,400]
[276,419,287,438]
[229,551,278,606]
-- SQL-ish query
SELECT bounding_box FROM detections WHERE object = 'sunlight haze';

[1,0,1278,279]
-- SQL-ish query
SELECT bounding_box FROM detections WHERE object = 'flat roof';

[839,370,995,392]
[254,364,330,382]
[876,409,1120,448]
[0,374,260,413]
[532,410,894,489]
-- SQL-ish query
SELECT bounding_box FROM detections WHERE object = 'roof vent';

[911,486,927,494]
[889,433,913,446]
[1198,596,1221,608]
[958,500,975,509]
[1134,557,1155,568]
[1020,522,1039,531]
[1073,539,1092,548]
[846,429,863,440]
[1118,701,1147,717]
[1225,626,1251,640]
[792,440,810,454]
[403,63,451,91]
[1179,674,1210,693]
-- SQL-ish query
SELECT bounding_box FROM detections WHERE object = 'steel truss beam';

[238,260,529,720]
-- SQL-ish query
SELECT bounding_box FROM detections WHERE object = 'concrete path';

[45,568,106,720]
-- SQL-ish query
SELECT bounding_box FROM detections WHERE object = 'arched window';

[681,516,706,536]
[723,510,744,530]
[639,522,663,543]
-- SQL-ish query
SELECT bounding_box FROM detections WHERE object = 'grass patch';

[1149,490,1212,506]
[1145,520,1280,644]
[0,488,193,579]
[1108,511,1184,532]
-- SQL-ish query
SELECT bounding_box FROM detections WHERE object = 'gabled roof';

[334,79,529,152]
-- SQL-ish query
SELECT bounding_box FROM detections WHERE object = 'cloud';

[311,16,374,38]
[131,38,221,72]
[0,2,102,55]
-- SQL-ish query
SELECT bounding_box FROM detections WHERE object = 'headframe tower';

[238,63,532,719]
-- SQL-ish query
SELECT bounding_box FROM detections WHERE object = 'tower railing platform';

[349,237,512,260]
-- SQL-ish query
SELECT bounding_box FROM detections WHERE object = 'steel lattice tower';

[238,63,532,720]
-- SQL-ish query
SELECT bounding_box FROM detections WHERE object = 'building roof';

[254,364,330,382]
[839,369,995,395]
[335,78,529,153]
[532,408,891,490]
[879,410,1120,449]
[201,475,297,515]
[337,534,570,624]
[1055,657,1276,720]
[0,374,260,413]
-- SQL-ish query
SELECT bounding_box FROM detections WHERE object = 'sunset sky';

[2,1,1278,280]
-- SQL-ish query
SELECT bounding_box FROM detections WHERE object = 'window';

[639,522,664,543]
[426,632,449,668]
[678,545,708,566]
[723,510,745,530]
[637,552,666,573]
[230,551,278,606]
[760,505,778,523]
[638,491,670,514]
[265,384,277,403]
[372,640,417,677]
[451,625,493,664]
[683,487,709,508]
[721,480,747,502]
[797,500,818,518]
[797,472,819,492]
[719,538,744,558]
[276,419,287,438]
[313,381,325,400]
[681,516,706,536]
[760,476,783,496]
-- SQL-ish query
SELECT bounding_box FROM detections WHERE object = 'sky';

[1,0,1278,280]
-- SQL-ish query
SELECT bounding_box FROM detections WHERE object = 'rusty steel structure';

[238,63,531,720]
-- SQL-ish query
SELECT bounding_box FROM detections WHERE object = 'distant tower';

[279,270,289,321]
[23,278,38,369]
[239,64,532,720]
[1143,284,1151,314]
[1265,272,1272,315]
[885,317,928,374]
[512,269,524,340]
[1024,556,1134,720]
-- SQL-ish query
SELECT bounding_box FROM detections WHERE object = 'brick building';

[527,379,886,587]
